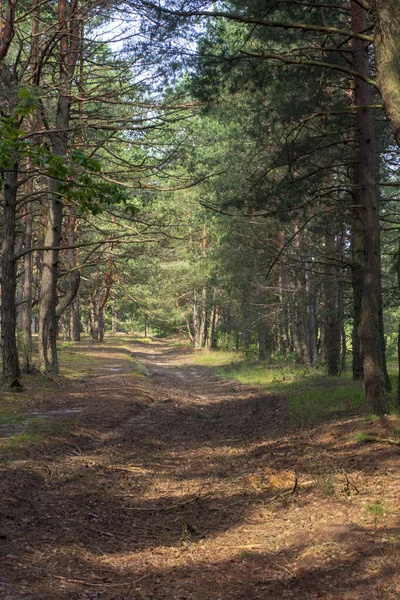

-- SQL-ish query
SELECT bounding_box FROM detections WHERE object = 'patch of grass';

[194,409,219,420]
[366,499,387,530]
[131,362,147,377]
[59,349,97,379]
[188,350,367,425]
[0,431,42,456]
[0,413,26,426]
[191,349,243,369]
[13,431,41,443]
[352,431,370,443]
[208,359,364,425]
[317,476,336,498]
[58,341,74,349]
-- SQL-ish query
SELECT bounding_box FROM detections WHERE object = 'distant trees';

[0,0,191,386]
[1,0,400,417]
[124,0,400,413]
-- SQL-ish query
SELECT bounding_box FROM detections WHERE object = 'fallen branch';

[122,491,212,512]
[361,436,400,447]
[52,575,126,588]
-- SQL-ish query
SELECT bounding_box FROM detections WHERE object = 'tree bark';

[1,153,22,388]
[20,207,33,372]
[351,1,387,414]
[374,1,400,147]
[38,0,80,372]
[351,144,364,381]
[70,297,81,341]
[112,300,118,334]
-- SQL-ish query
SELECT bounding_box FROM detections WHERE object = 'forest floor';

[0,336,399,600]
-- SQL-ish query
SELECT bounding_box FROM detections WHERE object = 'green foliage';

[191,350,364,424]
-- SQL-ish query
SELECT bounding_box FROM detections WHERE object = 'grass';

[0,431,42,457]
[131,362,148,377]
[191,349,367,425]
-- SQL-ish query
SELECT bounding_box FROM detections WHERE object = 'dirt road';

[0,339,399,599]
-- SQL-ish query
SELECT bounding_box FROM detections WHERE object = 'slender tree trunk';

[351,146,364,380]
[112,300,118,334]
[38,181,63,371]
[208,288,217,349]
[278,231,290,357]
[397,322,400,410]
[192,290,202,348]
[70,297,81,341]
[306,267,317,365]
[91,301,100,343]
[323,226,341,376]
[20,208,33,372]
[200,285,207,347]
[243,291,251,350]
[99,309,104,342]
[38,0,80,372]
[293,225,310,365]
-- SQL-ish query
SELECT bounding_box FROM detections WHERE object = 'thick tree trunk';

[352,1,387,413]
[1,155,22,388]
[374,1,400,147]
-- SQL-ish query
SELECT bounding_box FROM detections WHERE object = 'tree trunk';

[278,231,290,357]
[374,1,400,147]
[200,285,207,347]
[70,297,81,341]
[38,0,80,372]
[99,309,105,342]
[258,331,266,362]
[192,290,202,348]
[20,207,33,372]
[38,181,63,371]
[243,291,251,350]
[208,288,218,349]
[112,300,118,334]
[397,321,400,410]
[1,154,22,388]
[351,1,387,413]
[323,225,341,376]
[351,145,364,381]
[91,301,100,343]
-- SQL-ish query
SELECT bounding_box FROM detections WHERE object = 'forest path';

[0,337,399,600]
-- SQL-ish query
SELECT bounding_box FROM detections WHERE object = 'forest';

[0,1,400,599]
[0,0,400,410]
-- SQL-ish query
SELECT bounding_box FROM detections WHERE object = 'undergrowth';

[190,349,399,425]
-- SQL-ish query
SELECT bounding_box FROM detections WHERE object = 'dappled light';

[0,339,399,599]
